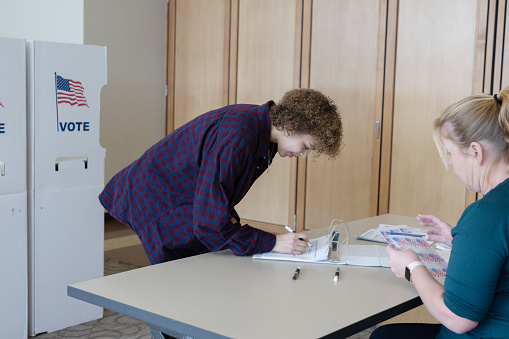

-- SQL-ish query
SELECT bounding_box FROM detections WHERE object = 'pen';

[292,267,301,280]
[285,225,312,247]
[334,267,340,282]
[386,232,425,238]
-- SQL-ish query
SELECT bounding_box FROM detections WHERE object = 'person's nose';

[300,150,311,158]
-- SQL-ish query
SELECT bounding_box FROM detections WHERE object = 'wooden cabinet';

[299,0,384,229]
[167,0,499,232]
[234,0,300,228]
[168,0,229,132]
[381,0,486,226]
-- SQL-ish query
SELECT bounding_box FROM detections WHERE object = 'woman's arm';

[387,247,478,334]
[411,265,478,333]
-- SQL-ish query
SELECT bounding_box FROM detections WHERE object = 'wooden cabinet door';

[300,0,385,229]
[233,0,301,229]
[170,0,229,130]
[385,0,486,225]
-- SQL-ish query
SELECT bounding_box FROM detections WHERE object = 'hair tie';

[494,94,502,105]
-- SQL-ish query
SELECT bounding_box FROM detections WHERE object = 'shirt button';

[257,166,260,169]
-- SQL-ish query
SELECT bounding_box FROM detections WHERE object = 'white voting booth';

[0,37,28,339]
[27,41,107,335]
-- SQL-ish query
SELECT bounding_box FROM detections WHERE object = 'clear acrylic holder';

[327,219,349,264]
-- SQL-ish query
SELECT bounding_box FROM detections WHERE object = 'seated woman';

[370,89,509,338]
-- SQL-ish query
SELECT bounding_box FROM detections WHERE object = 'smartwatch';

[405,261,424,282]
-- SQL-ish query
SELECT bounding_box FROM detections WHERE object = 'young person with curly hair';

[99,88,343,264]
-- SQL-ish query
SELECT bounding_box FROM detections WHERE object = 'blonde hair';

[433,87,509,170]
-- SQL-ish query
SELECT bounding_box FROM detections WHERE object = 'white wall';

[0,0,167,183]
[84,0,167,182]
[0,0,84,43]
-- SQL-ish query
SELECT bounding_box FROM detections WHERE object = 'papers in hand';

[380,228,448,285]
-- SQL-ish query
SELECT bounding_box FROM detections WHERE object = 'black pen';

[292,267,301,280]
[334,267,340,282]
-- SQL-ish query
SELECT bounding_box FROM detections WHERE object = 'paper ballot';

[253,235,331,263]
[381,230,448,284]
[253,235,390,267]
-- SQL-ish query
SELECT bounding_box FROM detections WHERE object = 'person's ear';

[470,142,484,165]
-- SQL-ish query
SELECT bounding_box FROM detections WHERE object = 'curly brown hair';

[270,88,343,158]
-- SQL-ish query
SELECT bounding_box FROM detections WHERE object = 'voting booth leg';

[0,194,28,338]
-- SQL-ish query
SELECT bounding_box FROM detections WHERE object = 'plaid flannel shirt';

[99,102,277,263]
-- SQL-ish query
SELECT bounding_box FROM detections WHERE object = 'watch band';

[405,261,425,282]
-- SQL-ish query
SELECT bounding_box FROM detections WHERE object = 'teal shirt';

[438,178,509,338]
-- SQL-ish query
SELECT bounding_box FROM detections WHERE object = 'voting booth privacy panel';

[0,37,28,339]
[27,41,107,335]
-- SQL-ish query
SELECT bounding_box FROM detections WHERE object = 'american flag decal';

[55,74,89,107]
[0,97,4,108]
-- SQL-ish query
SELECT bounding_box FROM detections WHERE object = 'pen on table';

[334,267,340,282]
[285,225,312,247]
[292,267,301,280]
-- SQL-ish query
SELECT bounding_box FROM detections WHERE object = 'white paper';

[344,245,389,267]
[253,235,331,263]
[355,229,387,243]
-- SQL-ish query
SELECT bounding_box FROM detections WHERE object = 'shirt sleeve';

[443,202,507,322]
[193,143,276,255]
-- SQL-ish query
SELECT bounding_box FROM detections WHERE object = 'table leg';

[149,324,195,339]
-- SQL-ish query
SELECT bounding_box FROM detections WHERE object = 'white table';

[69,214,423,339]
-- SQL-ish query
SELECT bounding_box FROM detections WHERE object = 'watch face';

[405,266,411,281]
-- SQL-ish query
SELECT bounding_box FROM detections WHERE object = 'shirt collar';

[255,101,274,158]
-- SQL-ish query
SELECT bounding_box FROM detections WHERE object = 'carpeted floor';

[28,219,436,339]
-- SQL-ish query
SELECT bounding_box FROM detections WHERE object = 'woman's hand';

[386,246,421,278]
[417,214,453,247]
[272,233,309,254]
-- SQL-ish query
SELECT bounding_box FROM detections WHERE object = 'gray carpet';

[29,311,152,339]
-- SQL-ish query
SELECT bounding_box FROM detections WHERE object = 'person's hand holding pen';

[272,226,310,255]
[285,225,312,248]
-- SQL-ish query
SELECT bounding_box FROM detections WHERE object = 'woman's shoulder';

[463,195,509,221]
[455,187,509,238]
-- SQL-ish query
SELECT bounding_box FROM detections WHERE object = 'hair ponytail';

[496,89,509,145]
[433,87,509,169]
